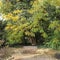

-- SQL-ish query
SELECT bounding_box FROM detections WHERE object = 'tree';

[0,0,60,49]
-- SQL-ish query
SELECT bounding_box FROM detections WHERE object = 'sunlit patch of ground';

[0,46,60,60]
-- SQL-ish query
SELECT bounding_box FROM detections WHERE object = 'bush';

[0,0,60,49]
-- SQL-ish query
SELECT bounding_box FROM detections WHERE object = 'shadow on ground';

[54,53,60,60]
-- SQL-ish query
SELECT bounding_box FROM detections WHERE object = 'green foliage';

[0,20,6,40]
[6,31,24,45]
[0,0,60,49]
[0,20,7,46]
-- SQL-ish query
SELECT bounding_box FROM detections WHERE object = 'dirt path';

[22,55,57,60]
[7,54,58,60]
[0,47,60,60]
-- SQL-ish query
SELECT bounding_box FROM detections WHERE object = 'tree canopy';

[0,0,60,49]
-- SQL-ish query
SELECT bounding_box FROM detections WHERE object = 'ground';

[0,46,60,60]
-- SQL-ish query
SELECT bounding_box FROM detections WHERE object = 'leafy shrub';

[0,0,60,49]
